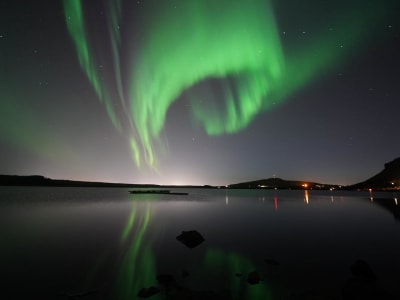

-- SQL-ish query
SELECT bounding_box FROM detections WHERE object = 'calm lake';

[1,187,399,299]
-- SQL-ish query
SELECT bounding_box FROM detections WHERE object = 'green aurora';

[0,83,77,163]
[63,0,383,170]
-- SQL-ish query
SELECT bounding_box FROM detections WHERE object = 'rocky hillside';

[350,157,400,190]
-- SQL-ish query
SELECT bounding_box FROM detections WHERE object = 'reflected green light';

[63,0,384,170]
[204,248,272,299]
[121,209,136,242]
[117,202,160,300]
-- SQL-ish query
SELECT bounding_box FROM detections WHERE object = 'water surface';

[1,187,399,299]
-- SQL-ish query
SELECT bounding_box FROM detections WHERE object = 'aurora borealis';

[1,0,399,185]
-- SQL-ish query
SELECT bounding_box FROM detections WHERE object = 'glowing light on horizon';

[63,0,383,171]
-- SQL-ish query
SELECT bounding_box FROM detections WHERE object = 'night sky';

[1,0,399,186]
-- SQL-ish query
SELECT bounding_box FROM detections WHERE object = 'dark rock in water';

[176,230,205,248]
[247,271,260,285]
[264,258,280,266]
[342,259,397,300]
[137,286,160,298]
[350,259,376,282]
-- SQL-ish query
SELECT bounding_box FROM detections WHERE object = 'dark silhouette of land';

[0,175,153,188]
[0,174,215,189]
[1,157,399,190]
[348,157,400,190]
[228,177,339,190]
[229,157,400,191]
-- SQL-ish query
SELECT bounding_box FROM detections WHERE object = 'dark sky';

[1,0,399,186]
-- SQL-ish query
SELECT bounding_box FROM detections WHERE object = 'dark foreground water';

[1,187,399,299]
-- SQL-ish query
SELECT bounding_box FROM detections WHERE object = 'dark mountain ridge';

[228,177,338,190]
[0,175,154,188]
[1,157,399,190]
[0,175,215,189]
[348,157,400,190]
[229,157,400,191]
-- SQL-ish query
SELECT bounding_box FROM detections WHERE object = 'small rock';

[247,271,260,285]
[176,230,205,248]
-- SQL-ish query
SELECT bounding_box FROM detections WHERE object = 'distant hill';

[229,157,400,190]
[0,174,216,189]
[349,157,400,190]
[2,157,399,190]
[228,177,339,190]
[0,175,158,188]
